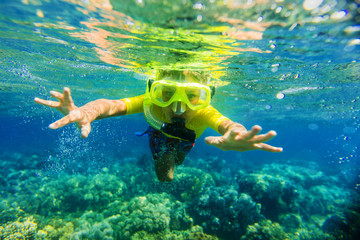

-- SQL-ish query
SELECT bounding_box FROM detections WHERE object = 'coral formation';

[113,162,158,198]
[278,213,302,232]
[241,220,289,240]
[190,186,263,238]
[154,166,216,201]
[237,172,299,218]
[37,221,74,240]
[0,217,38,240]
[122,225,218,240]
[31,173,127,215]
[0,200,25,225]
[186,156,233,186]
[105,193,193,239]
[71,211,114,240]
[237,163,352,226]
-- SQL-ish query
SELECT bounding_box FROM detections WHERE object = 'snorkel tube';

[143,80,196,142]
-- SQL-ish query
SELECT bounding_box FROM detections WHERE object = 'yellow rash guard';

[122,94,229,139]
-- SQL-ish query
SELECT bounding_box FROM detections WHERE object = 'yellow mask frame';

[148,80,212,111]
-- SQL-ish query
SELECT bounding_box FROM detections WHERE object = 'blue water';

[1,0,360,239]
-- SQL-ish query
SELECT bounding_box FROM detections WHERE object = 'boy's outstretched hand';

[205,124,283,153]
[34,87,92,138]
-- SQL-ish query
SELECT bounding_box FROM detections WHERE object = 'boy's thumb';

[80,124,91,138]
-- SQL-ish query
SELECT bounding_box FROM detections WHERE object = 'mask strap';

[210,86,215,98]
[148,79,154,91]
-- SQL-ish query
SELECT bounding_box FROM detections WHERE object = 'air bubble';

[331,10,347,20]
[303,0,323,11]
[193,2,205,10]
[271,67,278,72]
[36,9,44,18]
[276,93,285,99]
[308,123,319,131]
[275,7,283,14]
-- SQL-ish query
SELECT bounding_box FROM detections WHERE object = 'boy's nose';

[171,101,186,115]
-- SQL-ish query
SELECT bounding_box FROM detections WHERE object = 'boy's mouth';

[171,115,184,122]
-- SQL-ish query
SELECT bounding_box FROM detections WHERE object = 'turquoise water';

[1,0,360,239]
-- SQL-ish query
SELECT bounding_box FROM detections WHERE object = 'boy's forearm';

[80,99,127,120]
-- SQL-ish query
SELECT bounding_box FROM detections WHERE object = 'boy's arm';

[205,119,283,153]
[34,87,128,138]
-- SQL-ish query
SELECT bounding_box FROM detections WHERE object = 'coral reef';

[29,173,127,215]
[185,156,234,186]
[321,200,360,240]
[71,211,114,240]
[112,162,158,198]
[154,166,216,202]
[37,221,74,240]
[237,172,299,218]
[0,217,38,240]
[105,193,193,239]
[278,213,302,232]
[236,163,353,226]
[1,151,359,240]
[240,220,289,240]
[0,200,26,225]
[119,225,218,240]
[190,186,263,238]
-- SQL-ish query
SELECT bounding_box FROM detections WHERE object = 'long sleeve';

[122,94,145,115]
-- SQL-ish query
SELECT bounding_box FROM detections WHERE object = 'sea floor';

[0,151,359,240]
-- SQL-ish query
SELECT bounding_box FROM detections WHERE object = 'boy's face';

[159,75,200,122]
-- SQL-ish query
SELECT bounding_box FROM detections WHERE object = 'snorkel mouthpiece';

[160,118,196,142]
[172,101,186,115]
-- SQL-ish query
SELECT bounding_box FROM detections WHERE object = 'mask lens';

[162,86,176,102]
[152,84,176,105]
[150,80,211,110]
[185,88,209,109]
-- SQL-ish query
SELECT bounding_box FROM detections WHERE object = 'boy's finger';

[251,131,277,143]
[63,87,75,106]
[243,125,262,140]
[34,98,59,108]
[50,91,63,101]
[254,143,283,152]
[48,114,77,129]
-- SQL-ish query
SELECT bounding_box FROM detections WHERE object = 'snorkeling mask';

[148,79,214,113]
[143,79,215,142]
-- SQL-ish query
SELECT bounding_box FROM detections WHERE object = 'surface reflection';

[20,0,291,82]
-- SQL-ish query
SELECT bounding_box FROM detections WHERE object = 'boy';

[34,70,282,182]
